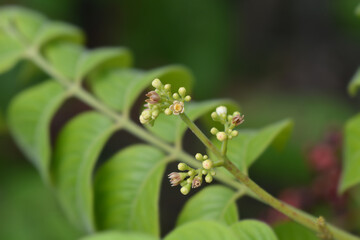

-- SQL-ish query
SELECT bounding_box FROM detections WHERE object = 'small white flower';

[170,101,185,115]
[216,106,227,116]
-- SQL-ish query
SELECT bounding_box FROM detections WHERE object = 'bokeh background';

[1,0,360,239]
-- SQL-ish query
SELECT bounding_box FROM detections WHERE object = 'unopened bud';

[164,84,171,90]
[164,108,172,115]
[139,115,147,124]
[202,160,213,170]
[211,112,218,120]
[216,132,227,142]
[210,127,218,135]
[178,87,186,97]
[152,78,162,88]
[216,106,227,116]
[188,170,196,176]
[180,184,191,195]
[195,153,203,161]
[178,163,187,171]
[184,95,191,102]
[173,93,180,99]
[231,130,239,137]
[205,174,213,183]
[203,155,208,160]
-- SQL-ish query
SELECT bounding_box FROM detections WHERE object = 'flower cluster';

[139,78,191,125]
[210,106,244,141]
[168,153,216,195]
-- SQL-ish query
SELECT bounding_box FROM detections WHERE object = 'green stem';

[24,42,358,240]
[180,112,359,240]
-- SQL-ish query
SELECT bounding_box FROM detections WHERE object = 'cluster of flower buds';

[210,106,244,141]
[139,78,191,125]
[168,153,216,195]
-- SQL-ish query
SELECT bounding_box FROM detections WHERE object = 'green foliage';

[89,65,193,114]
[8,81,67,182]
[164,221,238,240]
[231,220,278,240]
[95,145,166,236]
[2,6,303,239]
[348,67,360,97]
[53,112,117,233]
[210,119,293,173]
[0,6,82,74]
[274,221,320,240]
[340,114,360,193]
[80,231,158,240]
[177,185,239,226]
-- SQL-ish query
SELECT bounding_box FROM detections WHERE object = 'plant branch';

[179,112,359,240]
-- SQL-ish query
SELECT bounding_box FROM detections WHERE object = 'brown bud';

[192,176,202,188]
[145,91,161,104]
[232,114,245,126]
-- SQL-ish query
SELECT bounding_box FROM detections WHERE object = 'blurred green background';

[0,0,360,239]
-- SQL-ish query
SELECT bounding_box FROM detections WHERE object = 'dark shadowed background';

[0,0,360,239]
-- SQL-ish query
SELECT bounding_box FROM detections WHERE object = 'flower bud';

[184,95,191,102]
[195,153,203,161]
[231,130,239,137]
[178,163,187,171]
[180,184,191,195]
[178,87,186,97]
[216,132,227,142]
[139,115,147,124]
[164,108,172,115]
[202,160,213,170]
[205,174,213,183]
[216,106,227,116]
[192,176,202,188]
[152,110,159,118]
[152,78,162,88]
[164,84,171,90]
[141,110,151,120]
[210,169,216,176]
[202,169,208,175]
[203,155,208,160]
[210,127,219,135]
[173,93,180,99]
[188,170,196,176]
[211,112,218,120]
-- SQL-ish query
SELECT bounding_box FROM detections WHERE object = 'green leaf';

[348,67,360,97]
[165,220,237,240]
[147,99,239,143]
[44,41,83,80]
[94,145,166,237]
[177,185,239,226]
[8,81,67,182]
[0,7,83,73]
[75,47,132,81]
[339,114,360,193]
[52,112,117,233]
[44,42,132,82]
[80,231,159,240]
[33,21,84,47]
[231,220,278,240]
[274,222,320,240]
[211,119,293,173]
[89,65,193,113]
[0,30,24,75]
